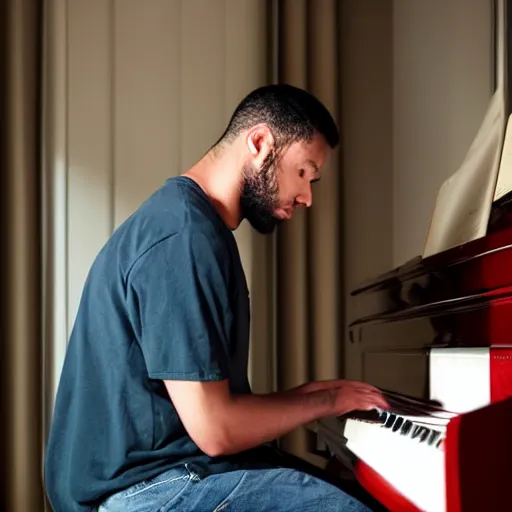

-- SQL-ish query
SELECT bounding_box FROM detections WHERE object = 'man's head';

[214,84,339,234]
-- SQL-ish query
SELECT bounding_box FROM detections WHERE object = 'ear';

[246,125,275,166]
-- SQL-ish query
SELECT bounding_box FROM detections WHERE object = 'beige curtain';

[275,0,342,461]
[1,0,45,510]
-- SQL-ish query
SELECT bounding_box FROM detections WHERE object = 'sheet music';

[494,115,512,200]
[422,91,506,257]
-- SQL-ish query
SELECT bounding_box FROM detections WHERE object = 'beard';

[240,151,282,234]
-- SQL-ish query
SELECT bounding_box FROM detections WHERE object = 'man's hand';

[165,378,388,458]
[293,379,389,415]
[326,380,389,415]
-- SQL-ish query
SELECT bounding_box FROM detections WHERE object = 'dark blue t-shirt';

[44,177,270,511]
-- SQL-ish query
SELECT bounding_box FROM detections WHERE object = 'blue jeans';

[98,463,373,511]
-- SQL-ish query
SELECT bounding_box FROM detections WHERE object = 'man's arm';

[131,233,387,456]
[165,378,388,457]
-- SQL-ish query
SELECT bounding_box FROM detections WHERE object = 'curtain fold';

[0,0,44,509]
[276,0,342,461]
[308,0,341,384]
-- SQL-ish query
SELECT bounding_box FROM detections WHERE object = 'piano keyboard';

[335,391,458,512]
[347,389,456,444]
[350,409,446,449]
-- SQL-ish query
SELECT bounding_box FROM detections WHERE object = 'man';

[45,84,388,511]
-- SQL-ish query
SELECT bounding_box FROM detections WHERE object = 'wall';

[43,0,274,433]
[393,0,494,265]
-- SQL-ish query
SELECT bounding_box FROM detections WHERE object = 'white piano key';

[343,418,446,512]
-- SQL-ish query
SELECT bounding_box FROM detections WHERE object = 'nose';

[296,184,313,208]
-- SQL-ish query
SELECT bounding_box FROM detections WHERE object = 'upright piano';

[307,1,512,510]
[308,219,512,512]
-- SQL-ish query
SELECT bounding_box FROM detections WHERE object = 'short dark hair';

[216,84,339,151]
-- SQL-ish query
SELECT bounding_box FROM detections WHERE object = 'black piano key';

[411,426,422,439]
[378,410,388,423]
[384,414,396,428]
[401,420,413,435]
[343,408,387,424]
[392,416,404,432]
[428,430,441,446]
[419,428,430,443]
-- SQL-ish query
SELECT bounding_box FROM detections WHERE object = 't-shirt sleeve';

[128,231,233,381]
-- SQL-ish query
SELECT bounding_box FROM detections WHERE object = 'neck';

[182,147,243,230]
